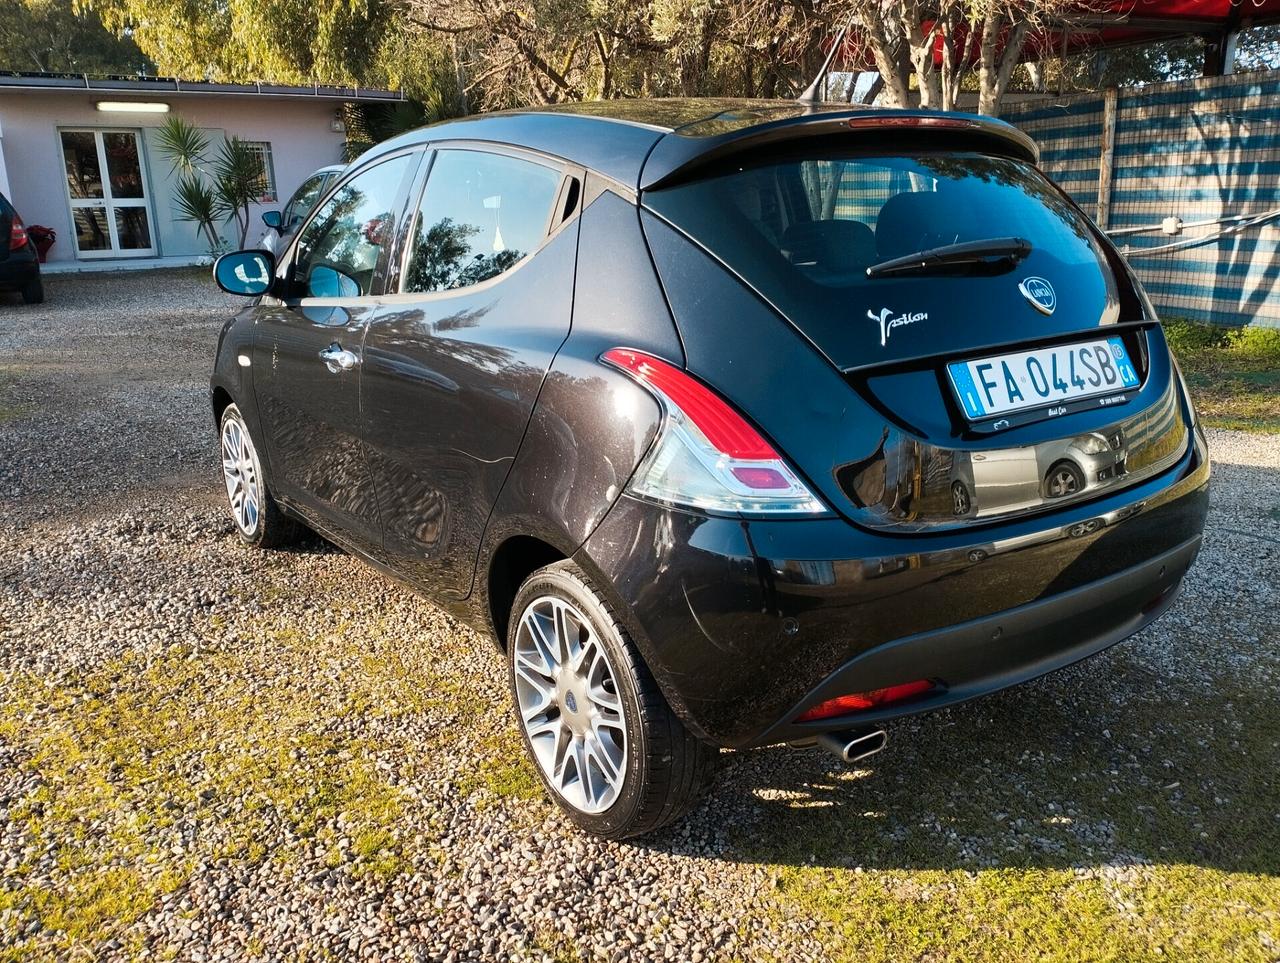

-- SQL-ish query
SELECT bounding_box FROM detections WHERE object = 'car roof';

[359,98,1039,192]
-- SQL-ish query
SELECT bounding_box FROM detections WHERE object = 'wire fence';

[1003,71,1280,328]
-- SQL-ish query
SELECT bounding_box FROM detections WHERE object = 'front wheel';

[219,403,299,548]
[507,561,717,839]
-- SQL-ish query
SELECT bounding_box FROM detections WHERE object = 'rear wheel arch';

[211,386,234,427]
[486,535,569,647]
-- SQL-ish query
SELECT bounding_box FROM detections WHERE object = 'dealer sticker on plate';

[948,336,1140,421]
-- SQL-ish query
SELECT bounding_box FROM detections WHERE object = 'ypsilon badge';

[868,307,926,347]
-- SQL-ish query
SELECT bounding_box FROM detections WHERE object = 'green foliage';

[171,173,225,249]
[1164,317,1280,433]
[0,0,153,74]
[154,115,210,173]
[155,115,266,251]
[92,0,413,91]
[341,100,434,161]
[215,136,271,248]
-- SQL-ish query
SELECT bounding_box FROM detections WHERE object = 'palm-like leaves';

[155,117,265,251]
[172,173,228,247]
[213,137,268,247]
[155,116,210,176]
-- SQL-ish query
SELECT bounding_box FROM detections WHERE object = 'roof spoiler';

[639,109,1040,192]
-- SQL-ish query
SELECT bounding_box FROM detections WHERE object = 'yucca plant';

[155,115,266,252]
[213,136,268,249]
[172,172,226,252]
[155,116,210,174]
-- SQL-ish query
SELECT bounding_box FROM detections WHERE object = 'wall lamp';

[96,102,171,113]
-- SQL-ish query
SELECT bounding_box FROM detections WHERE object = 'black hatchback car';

[0,192,43,304]
[210,100,1209,839]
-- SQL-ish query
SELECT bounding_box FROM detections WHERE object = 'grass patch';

[0,621,434,958]
[1163,318,1280,433]
[454,726,544,808]
[738,663,1280,962]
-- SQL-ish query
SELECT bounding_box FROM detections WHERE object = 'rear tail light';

[796,679,935,722]
[602,348,826,515]
[10,213,28,251]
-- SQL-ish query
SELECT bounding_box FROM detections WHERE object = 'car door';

[361,146,580,598]
[252,149,421,557]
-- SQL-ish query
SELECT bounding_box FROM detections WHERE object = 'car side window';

[282,174,327,231]
[293,155,413,298]
[403,149,561,294]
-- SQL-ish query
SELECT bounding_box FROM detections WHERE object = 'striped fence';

[1003,72,1280,328]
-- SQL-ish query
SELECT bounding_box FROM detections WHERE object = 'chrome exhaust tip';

[817,728,888,764]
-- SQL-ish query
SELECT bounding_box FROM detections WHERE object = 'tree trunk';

[859,3,912,107]
[900,1,940,109]
[977,17,1029,114]
[938,8,973,112]
[977,15,1028,115]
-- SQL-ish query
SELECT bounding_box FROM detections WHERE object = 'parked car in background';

[0,191,43,304]
[207,100,1209,840]
[255,165,344,256]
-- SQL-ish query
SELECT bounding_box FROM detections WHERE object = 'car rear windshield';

[643,151,1107,334]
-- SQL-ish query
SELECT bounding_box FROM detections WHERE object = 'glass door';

[60,129,156,258]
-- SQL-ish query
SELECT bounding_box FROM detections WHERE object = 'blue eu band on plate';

[948,337,1140,420]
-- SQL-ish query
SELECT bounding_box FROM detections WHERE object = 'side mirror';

[213,250,275,296]
[308,264,361,299]
[261,210,283,232]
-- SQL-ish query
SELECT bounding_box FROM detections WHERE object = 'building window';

[243,141,277,203]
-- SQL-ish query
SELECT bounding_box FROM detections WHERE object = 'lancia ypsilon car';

[209,99,1209,839]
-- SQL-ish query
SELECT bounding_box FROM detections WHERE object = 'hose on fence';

[1108,208,1280,256]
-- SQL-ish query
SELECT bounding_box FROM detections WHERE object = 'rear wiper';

[865,236,1032,278]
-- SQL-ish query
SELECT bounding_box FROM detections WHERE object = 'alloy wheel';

[221,416,261,536]
[513,596,628,814]
[1046,464,1083,499]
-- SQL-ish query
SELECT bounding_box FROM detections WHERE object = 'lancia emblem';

[1019,277,1056,315]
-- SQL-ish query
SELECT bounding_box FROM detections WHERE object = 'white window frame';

[59,127,157,260]
[243,141,278,204]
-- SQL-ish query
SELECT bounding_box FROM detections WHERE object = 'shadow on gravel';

[640,652,1280,877]
[632,458,1280,878]
[279,530,349,557]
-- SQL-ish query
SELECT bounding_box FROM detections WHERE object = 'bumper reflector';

[796,679,935,722]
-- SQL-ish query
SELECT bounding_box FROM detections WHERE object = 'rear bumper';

[575,426,1209,748]
[759,532,1198,745]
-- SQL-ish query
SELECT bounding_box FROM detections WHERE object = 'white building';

[0,74,401,269]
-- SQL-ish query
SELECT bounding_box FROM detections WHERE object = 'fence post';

[1096,87,1118,230]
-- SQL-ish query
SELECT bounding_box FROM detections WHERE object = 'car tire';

[1044,459,1085,499]
[507,560,717,839]
[21,276,43,305]
[219,403,300,549]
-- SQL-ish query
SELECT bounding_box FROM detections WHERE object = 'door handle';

[319,343,358,373]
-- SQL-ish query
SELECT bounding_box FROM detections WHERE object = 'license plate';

[948,336,1140,421]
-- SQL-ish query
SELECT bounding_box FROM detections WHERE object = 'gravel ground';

[1,272,1278,962]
